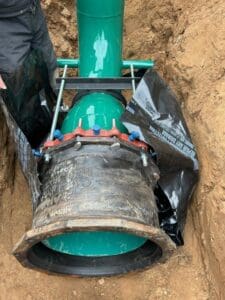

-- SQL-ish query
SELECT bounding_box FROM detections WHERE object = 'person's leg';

[0,9,56,148]
[0,14,33,74]
[30,2,57,88]
[0,4,57,82]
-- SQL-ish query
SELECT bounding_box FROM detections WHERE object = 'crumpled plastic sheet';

[1,49,56,149]
[0,50,58,210]
[0,97,41,210]
[121,69,199,245]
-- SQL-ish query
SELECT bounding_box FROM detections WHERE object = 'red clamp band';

[44,127,148,151]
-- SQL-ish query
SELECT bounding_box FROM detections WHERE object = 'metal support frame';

[55,76,141,90]
[49,65,68,141]
[57,58,154,70]
[130,64,136,94]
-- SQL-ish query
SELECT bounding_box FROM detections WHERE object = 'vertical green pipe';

[77,0,124,77]
[61,0,127,133]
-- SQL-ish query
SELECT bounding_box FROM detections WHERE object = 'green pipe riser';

[77,0,124,78]
[61,0,126,134]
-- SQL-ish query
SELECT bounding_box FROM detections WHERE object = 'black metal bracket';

[56,77,141,90]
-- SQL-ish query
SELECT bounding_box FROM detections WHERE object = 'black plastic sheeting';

[121,69,199,246]
[0,97,41,209]
[1,50,56,148]
[0,49,57,209]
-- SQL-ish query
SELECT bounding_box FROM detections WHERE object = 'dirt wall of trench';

[0,0,225,299]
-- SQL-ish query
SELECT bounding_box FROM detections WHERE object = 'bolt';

[74,142,82,151]
[110,142,121,151]
[112,118,116,128]
[78,118,82,128]
[54,129,64,141]
[93,124,101,136]
[44,153,51,163]
[129,131,140,142]
[153,172,160,181]
[60,104,69,112]
[32,149,43,158]
[141,152,148,167]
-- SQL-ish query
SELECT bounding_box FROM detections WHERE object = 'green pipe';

[123,59,154,69]
[61,92,127,133]
[44,0,147,257]
[57,58,79,68]
[61,0,127,133]
[77,0,124,78]
[57,58,154,69]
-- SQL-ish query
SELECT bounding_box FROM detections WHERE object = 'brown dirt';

[0,0,225,299]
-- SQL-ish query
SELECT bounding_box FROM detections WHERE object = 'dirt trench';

[0,0,225,299]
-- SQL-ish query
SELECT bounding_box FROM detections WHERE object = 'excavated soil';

[0,0,225,299]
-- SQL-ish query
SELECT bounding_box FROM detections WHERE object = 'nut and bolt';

[74,142,82,151]
[44,153,51,163]
[141,152,148,167]
[153,172,160,181]
[110,142,121,151]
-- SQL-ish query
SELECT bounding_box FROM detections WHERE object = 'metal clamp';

[49,65,68,141]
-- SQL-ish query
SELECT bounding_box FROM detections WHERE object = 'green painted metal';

[46,0,147,257]
[61,93,127,134]
[57,58,79,68]
[43,232,146,257]
[57,58,154,69]
[77,0,124,77]
[62,0,126,133]
[122,59,154,69]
